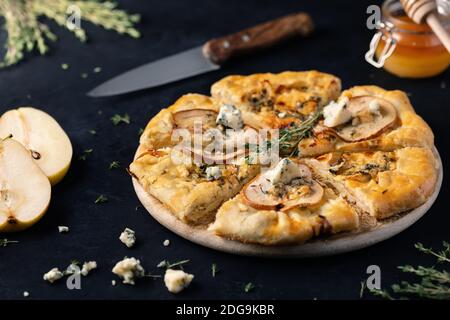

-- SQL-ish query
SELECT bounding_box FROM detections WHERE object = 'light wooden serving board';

[132,147,443,258]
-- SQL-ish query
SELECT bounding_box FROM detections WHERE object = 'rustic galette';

[130,71,439,246]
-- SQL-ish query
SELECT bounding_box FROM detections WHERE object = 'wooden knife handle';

[202,12,314,65]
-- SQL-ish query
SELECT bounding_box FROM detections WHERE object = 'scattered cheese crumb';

[112,257,145,285]
[81,261,97,276]
[163,239,170,247]
[164,269,194,293]
[111,280,116,286]
[119,228,136,248]
[58,226,69,233]
[43,268,64,283]
[278,112,287,118]
[23,291,29,297]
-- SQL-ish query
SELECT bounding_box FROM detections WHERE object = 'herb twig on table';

[157,259,190,269]
[0,238,18,247]
[111,114,131,125]
[369,242,450,300]
[244,282,255,293]
[109,161,120,170]
[79,148,93,160]
[94,195,108,204]
[0,0,140,67]
[212,263,218,277]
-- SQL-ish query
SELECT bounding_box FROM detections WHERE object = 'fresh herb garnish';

[111,113,131,125]
[109,161,120,170]
[212,263,218,277]
[79,148,93,160]
[244,282,255,293]
[246,109,322,159]
[277,109,323,156]
[138,128,144,135]
[94,194,108,204]
[0,238,18,247]
[370,242,450,299]
[61,63,69,70]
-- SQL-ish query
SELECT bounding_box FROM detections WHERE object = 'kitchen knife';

[87,12,313,97]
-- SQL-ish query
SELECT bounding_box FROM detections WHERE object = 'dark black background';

[0,0,448,300]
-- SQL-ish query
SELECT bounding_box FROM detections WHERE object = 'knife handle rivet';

[222,40,230,49]
[242,34,250,42]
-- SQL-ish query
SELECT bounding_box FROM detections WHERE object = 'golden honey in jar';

[375,0,450,78]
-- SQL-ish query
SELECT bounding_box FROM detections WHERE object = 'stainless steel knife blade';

[87,46,219,97]
[87,12,313,97]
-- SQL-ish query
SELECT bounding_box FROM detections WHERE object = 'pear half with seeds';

[0,107,72,185]
[0,139,51,232]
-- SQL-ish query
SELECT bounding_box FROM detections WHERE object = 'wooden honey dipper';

[400,0,450,52]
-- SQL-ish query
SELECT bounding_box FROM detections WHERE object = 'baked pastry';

[130,71,439,246]
[210,70,341,129]
[303,147,438,219]
[129,147,259,224]
[298,86,434,157]
[209,159,359,245]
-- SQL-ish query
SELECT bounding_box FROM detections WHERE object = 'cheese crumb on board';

[58,226,69,233]
[81,261,97,276]
[163,239,170,247]
[119,228,136,248]
[23,291,29,297]
[164,269,194,293]
[43,268,64,283]
[112,257,145,285]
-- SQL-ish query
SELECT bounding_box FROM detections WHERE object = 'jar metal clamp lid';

[365,21,397,68]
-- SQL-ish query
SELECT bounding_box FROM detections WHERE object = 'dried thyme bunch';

[0,0,140,67]
[370,242,450,300]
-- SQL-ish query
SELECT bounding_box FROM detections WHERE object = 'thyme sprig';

[0,238,18,247]
[278,109,323,156]
[157,259,190,269]
[370,242,450,300]
[0,0,140,67]
[245,109,322,161]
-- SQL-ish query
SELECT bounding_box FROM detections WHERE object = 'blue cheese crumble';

[216,105,243,130]
[206,166,222,181]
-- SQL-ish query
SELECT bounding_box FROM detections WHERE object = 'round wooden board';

[132,147,443,258]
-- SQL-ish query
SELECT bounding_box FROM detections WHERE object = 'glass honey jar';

[373,0,450,78]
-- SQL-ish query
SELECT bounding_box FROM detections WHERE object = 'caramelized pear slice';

[334,96,397,142]
[242,163,323,211]
[172,109,218,131]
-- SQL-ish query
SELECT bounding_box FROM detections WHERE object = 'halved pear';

[0,107,72,185]
[0,139,51,232]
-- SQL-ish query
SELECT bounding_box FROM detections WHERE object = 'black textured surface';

[0,0,448,300]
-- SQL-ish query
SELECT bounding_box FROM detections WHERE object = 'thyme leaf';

[111,113,130,125]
